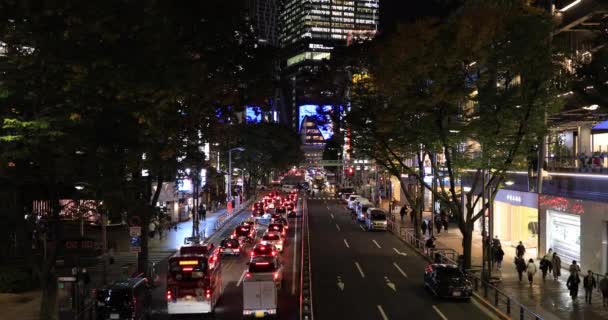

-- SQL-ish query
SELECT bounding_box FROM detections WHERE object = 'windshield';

[236,227,251,235]
[370,211,386,220]
[168,258,208,280]
[221,239,239,247]
[437,268,466,281]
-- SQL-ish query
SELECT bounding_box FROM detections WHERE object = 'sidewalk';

[391,208,608,320]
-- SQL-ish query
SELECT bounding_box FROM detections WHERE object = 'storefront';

[493,190,538,249]
[539,195,608,274]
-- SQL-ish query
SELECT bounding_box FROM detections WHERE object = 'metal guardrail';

[392,225,544,320]
[212,200,252,231]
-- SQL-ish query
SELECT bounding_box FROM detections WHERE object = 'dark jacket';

[567,274,581,290]
[583,275,597,290]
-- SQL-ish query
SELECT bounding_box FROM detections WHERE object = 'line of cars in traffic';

[94,190,298,320]
[336,187,473,300]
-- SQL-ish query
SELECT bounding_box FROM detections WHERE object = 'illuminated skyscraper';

[279,0,379,67]
[247,0,281,47]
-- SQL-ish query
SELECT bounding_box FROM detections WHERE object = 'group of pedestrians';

[512,242,608,306]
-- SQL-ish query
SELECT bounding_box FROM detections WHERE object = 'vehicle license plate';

[453,291,462,297]
[110,314,119,319]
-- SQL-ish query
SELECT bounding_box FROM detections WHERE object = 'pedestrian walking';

[540,258,549,281]
[567,272,581,301]
[543,248,554,274]
[570,260,582,277]
[200,204,207,221]
[526,259,537,286]
[442,218,448,232]
[399,206,406,224]
[515,256,526,282]
[148,220,156,239]
[410,210,415,224]
[421,220,428,236]
[425,236,436,255]
[516,241,526,258]
[599,273,608,307]
[552,252,562,280]
[494,245,504,270]
[435,216,442,234]
[583,271,597,304]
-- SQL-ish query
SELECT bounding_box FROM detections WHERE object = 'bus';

[166,244,222,315]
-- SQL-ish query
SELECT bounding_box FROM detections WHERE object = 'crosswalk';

[308,197,338,200]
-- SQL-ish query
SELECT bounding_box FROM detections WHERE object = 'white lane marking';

[377,305,389,320]
[330,213,334,219]
[337,275,344,291]
[343,238,350,248]
[372,239,381,248]
[236,270,247,287]
[393,262,408,278]
[393,248,408,256]
[359,225,365,231]
[354,261,365,278]
[433,305,448,320]
[336,224,341,231]
[292,206,299,295]
[384,276,396,292]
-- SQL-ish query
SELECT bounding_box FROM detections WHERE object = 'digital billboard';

[299,104,334,140]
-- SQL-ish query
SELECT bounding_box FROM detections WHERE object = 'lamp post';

[228,147,245,201]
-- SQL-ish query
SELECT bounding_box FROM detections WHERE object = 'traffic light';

[345,167,354,176]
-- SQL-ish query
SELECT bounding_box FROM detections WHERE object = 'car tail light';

[205,289,211,299]
[250,251,255,257]
[246,272,251,278]
[425,265,433,273]
[271,251,277,256]
[166,290,172,301]
[182,267,194,272]
[273,272,279,280]
[279,240,284,245]
[235,248,240,252]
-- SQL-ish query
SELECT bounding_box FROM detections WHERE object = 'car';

[270,213,283,222]
[365,208,388,231]
[241,219,257,229]
[246,256,284,289]
[347,195,362,210]
[252,201,265,211]
[281,184,296,193]
[219,238,242,256]
[267,223,286,237]
[232,225,256,242]
[424,264,472,299]
[275,206,287,216]
[260,232,284,252]
[272,217,289,229]
[250,243,278,258]
[337,187,355,201]
[95,277,151,320]
[252,208,265,219]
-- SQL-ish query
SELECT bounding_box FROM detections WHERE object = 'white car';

[365,208,388,231]
[281,184,296,193]
[347,195,361,210]
[260,232,284,252]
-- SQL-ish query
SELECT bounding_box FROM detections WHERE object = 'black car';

[95,277,151,320]
[424,264,472,299]
[219,238,242,256]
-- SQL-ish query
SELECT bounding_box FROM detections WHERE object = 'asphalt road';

[148,195,302,319]
[308,194,498,320]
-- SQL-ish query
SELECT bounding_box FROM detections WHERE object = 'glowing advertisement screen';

[299,105,334,140]
[246,106,263,123]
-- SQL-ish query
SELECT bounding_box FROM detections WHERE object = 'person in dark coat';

[540,258,549,281]
[421,220,428,236]
[434,216,442,234]
[600,272,608,307]
[567,273,581,301]
[515,256,526,282]
[583,271,597,304]
[516,241,526,258]
[494,245,505,270]
[400,206,407,224]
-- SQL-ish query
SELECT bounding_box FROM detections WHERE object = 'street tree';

[349,0,560,269]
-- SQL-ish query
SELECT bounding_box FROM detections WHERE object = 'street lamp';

[228,147,245,200]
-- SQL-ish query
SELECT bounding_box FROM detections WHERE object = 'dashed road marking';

[372,239,381,248]
[384,276,396,292]
[336,224,341,231]
[330,213,334,219]
[354,261,365,278]
[236,270,247,287]
[359,225,366,231]
[377,305,389,320]
[433,305,448,320]
[344,238,350,248]
[393,262,408,278]
[393,248,408,256]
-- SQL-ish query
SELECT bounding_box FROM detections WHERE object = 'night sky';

[379,0,459,35]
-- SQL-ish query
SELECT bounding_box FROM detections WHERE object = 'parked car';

[364,208,388,231]
[424,264,472,299]
[95,277,151,320]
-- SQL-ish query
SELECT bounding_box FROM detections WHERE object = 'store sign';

[539,195,584,215]
[495,190,537,208]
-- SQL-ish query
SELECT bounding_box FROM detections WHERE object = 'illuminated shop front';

[539,195,608,274]
[492,190,538,250]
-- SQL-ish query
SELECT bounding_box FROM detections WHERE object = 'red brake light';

[251,251,255,256]
[425,265,433,273]
[273,272,279,280]
[166,290,172,301]
[271,251,277,256]
[182,267,194,272]
[246,272,251,278]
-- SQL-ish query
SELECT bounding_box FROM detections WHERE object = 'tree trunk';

[462,224,473,270]
[39,257,58,320]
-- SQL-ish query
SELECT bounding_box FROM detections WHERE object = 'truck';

[242,258,280,318]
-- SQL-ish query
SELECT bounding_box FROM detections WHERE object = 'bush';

[0,267,37,293]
